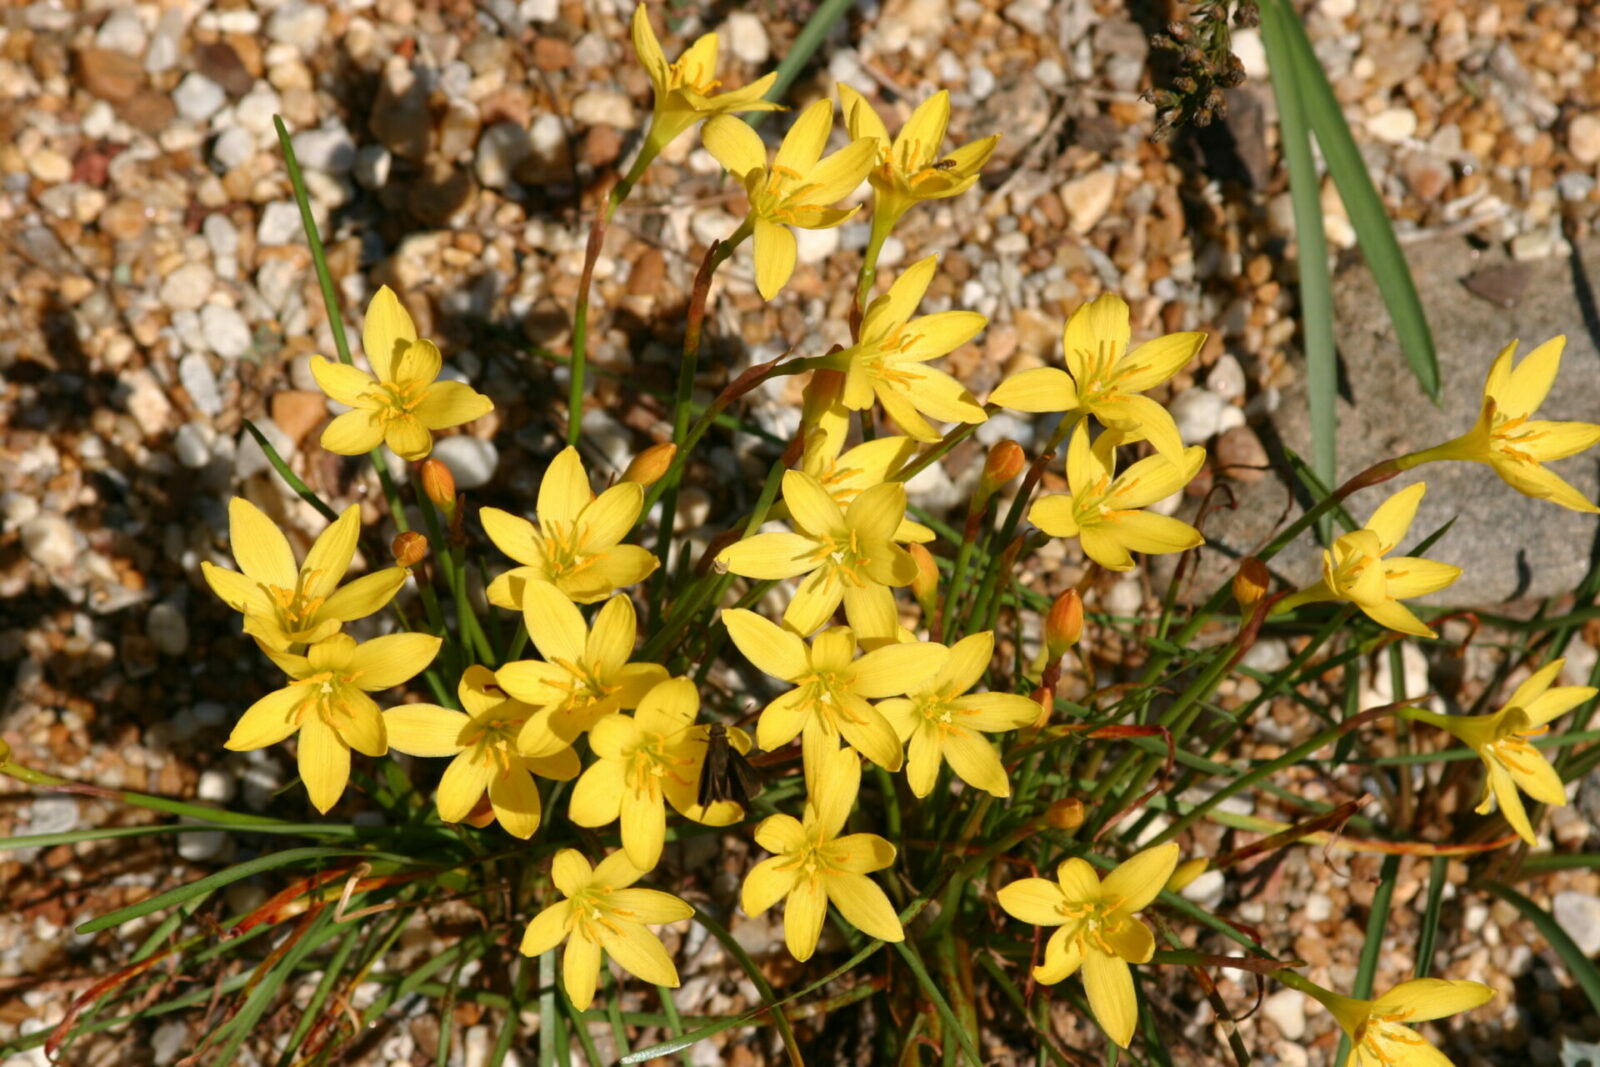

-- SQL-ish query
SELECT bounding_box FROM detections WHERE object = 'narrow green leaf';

[891,940,983,1067]
[1341,854,1400,1064]
[243,419,340,522]
[749,0,857,125]
[1414,856,1450,978]
[1259,0,1337,540]
[1273,0,1439,400]
[1479,880,1600,1013]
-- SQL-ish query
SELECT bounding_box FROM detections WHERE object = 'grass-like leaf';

[1480,880,1600,1013]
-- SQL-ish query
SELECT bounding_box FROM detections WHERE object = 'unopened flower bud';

[801,368,846,428]
[974,440,1027,512]
[1045,798,1085,830]
[1233,556,1270,612]
[1165,857,1209,893]
[419,459,458,519]
[621,442,676,487]
[1045,589,1083,658]
[908,543,940,619]
[393,531,428,568]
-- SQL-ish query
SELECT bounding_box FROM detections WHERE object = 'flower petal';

[200,562,274,621]
[784,567,844,636]
[782,876,828,962]
[1370,978,1495,1023]
[298,716,351,814]
[1082,950,1138,1048]
[609,887,695,924]
[538,447,592,529]
[851,640,946,698]
[1055,858,1103,903]
[551,849,593,896]
[226,685,306,751]
[587,593,639,672]
[1029,494,1079,538]
[989,367,1077,413]
[415,382,493,430]
[941,729,1010,796]
[310,356,376,407]
[392,338,442,387]
[997,877,1066,926]
[1105,511,1204,557]
[362,285,417,383]
[519,900,571,957]
[481,507,544,567]
[753,218,797,302]
[488,766,542,839]
[717,531,822,580]
[598,923,679,987]
[228,497,297,589]
[436,751,492,822]
[702,114,768,178]
[722,608,808,680]
[837,81,889,143]
[383,416,434,461]
[836,702,905,771]
[620,786,667,871]
[742,855,801,916]
[774,98,834,175]
[1497,335,1565,417]
[321,409,385,455]
[347,633,443,690]
[811,746,862,839]
[522,580,588,664]
[568,761,625,827]
[383,704,469,756]
[1101,844,1180,914]
[1365,482,1427,553]
[1033,924,1086,984]
[321,567,408,623]
[864,256,937,340]
[562,932,602,1010]
[1063,293,1131,381]
[1382,557,1462,599]
[826,873,904,943]
[1117,331,1207,393]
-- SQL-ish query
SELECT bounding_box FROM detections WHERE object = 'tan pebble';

[270,390,329,447]
[626,248,664,297]
[1569,113,1600,165]
[1060,166,1117,235]
[1367,107,1418,143]
[28,149,72,185]
[76,47,144,102]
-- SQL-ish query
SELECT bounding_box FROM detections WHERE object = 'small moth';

[697,722,763,810]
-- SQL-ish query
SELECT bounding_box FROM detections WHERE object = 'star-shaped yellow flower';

[1029,424,1206,571]
[382,665,580,839]
[988,293,1206,464]
[569,677,751,871]
[996,843,1180,1049]
[1273,482,1461,638]
[834,255,987,442]
[1404,335,1600,512]
[495,580,667,747]
[630,3,781,161]
[1407,657,1595,844]
[519,848,693,1011]
[722,611,942,784]
[793,428,933,543]
[741,747,903,962]
[837,84,999,236]
[876,632,1040,797]
[201,498,407,651]
[481,446,659,608]
[231,631,441,813]
[716,470,918,639]
[1296,976,1494,1067]
[702,99,877,300]
[310,286,493,462]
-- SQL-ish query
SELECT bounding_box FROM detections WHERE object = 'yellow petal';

[1516,419,1600,462]
[989,366,1078,413]
[339,694,387,757]
[579,482,645,551]
[782,876,827,962]
[1382,556,1462,599]
[1029,494,1079,538]
[1055,858,1103,903]
[840,582,899,643]
[362,285,417,382]
[801,134,878,205]
[298,716,351,814]
[1117,331,1207,393]
[392,338,442,387]
[228,497,297,589]
[1503,748,1567,808]
[597,923,679,987]
[774,98,835,176]
[718,532,821,581]
[310,355,375,406]
[743,854,801,916]
[630,3,669,87]
[837,81,888,143]
[300,505,361,600]
[347,632,442,690]
[1106,511,1204,557]
[894,90,951,170]
[701,114,768,179]
[1358,597,1436,638]
[226,685,306,751]
[201,561,274,619]
[538,447,592,528]
[1082,950,1138,1048]
[569,760,625,826]
[481,507,545,568]
[809,746,861,838]
[609,887,694,924]
[519,900,571,957]
[785,470,849,537]
[551,849,593,896]
[940,632,991,693]
[1494,459,1600,513]
[1497,334,1564,417]
[573,545,660,598]
[382,704,469,756]
[1062,293,1131,381]
[321,567,408,623]
[1111,446,1206,509]
[851,640,946,698]
[321,409,385,456]
[593,849,647,890]
[1102,916,1155,964]
[836,701,904,771]
[619,787,666,870]
[587,593,639,671]
[1364,482,1427,553]
[488,766,542,838]
[757,689,811,751]
[522,579,588,664]
[1034,924,1086,984]
[499,661,568,707]
[753,218,797,301]
[1102,843,1180,914]
[1370,978,1495,1023]
[997,877,1067,926]
[1092,394,1184,466]
[562,932,602,1010]
[415,382,493,430]
[864,256,938,341]
[436,751,492,822]
[825,873,904,943]
[383,416,433,461]
[941,729,1010,796]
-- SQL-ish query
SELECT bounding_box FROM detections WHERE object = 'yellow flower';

[1273,482,1461,638]
[1298,976,1495,1067]
[988,293,1206,464]
[496,580,668,747]
[876,632,1040,797]
[1403,335,1600,512]
[481,446,659,609]
[382,665,580,839]
[793,428,934,543]
[1407,658,1595,844]
[741,747,903,962]
[569,677,751,870]
[1029,424,1205,572]
[837,84,999,235]
[716,470,918,639]
[996,843,1180,1048]
[702,99,878,300]
[630,3,781,159]
[201,498,407,651]
[230,631,441,813]
[310,286,493,462]
[721,610,943,783]
[519,848,693,1011]
[833,255,987,442]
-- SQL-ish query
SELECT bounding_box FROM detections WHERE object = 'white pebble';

[1167,387,1229,444]
[256,200,304,246]
[173,73,227,122]
[159,262,215,312]
[1206,353,1247,399]
[292,124,356,173]
[266,0,329,48]
[723,13,770,64]
[174,422,216,468]
[432,435,499,490]
[571,89,635,129]
[1366,107,1418,144]
[201,304,253,360]
[96,9,149,55]
[794,225,841,265]
[1554,891,1600,956]
[21,513,77,570]
[354,143,392,189]
[177,829,233,863]
[1,491,40,531]
[198,768,236,803]
[179,353,222,416]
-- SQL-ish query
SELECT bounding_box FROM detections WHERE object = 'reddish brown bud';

[908,543,940,619]
[419,459,458,518]
[983,440,1026,487]
[1233,556,1270,612]
[1045,589,1084,657]
[1045,798,1085,830]
[392,531,428,568]
[621,442,676,487]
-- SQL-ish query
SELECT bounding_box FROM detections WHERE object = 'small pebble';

[291,124,356,173]
[147,602,189,655]
[354,143,392,189]
[173,72,227,122]
[122,369,173,436]
[1261,990,1306,1041]
[160,262,215,312]
[1,491,40,532]
[256,200,304,246]
[1061,167,1117,234]
[723,13,770,64]
[1553,891,1600,956]
[266,0,329,49]
[795,225,841,265]
[21,513,77,570]
[571,89,635,129]
[432,435,499,489]
[1366,107,1418,143]
[211,126,257,170]
[476,123,531,190]
[179,352,223,416]
[201,304,253,359]
[174,422,216,468]
[95,9,149,56]
[1569,114,1600,166]
[1168,387,1230,444]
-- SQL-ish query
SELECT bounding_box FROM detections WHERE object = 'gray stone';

[159,262,214,312]
[200,303,252,359]
[433,434,498,490]
[1553,891,1600,957]
[475,122,531,190]
[174,422,215,468]
[173,73,226,122]
[95,9,148,56]
[266,1,328,48]
[179,352,222,416]
[146,602,189,655]
[354,143,392,189]
[211,126,257,170]
[1187,236,1600,605]
[291,124,356,173]
[257,200,304,246]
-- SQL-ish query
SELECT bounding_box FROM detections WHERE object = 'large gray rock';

[1186,236,1600,606]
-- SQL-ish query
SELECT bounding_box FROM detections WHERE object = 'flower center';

[805,529,872,587]
[625,733,697,800]
[753,164,830,226]
[463,715,524,773]
[371,378,429,423]
[863,328,928,389]
[1070,338,1131,404]
[265,568,327,634]
[1489,411,1549,466]
[1353,1013,1426,1066]
[792,672,867,735]
[667,58,720,97]
[290,671,364,729]
[539,520,598,578]
[1056,895,1133,958]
